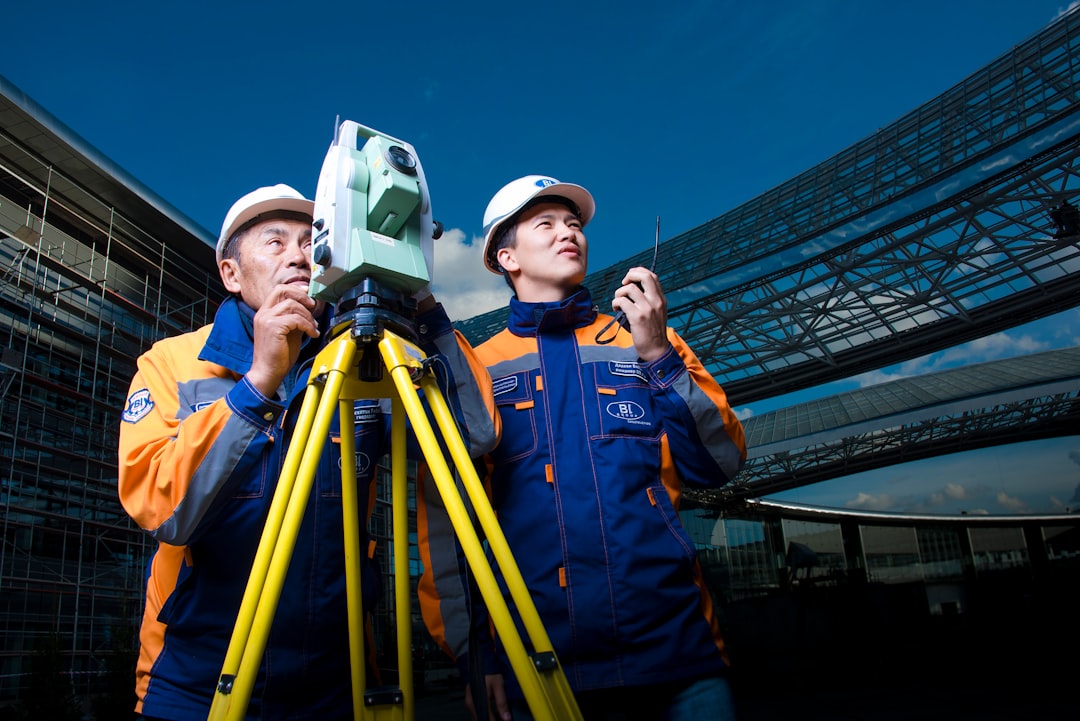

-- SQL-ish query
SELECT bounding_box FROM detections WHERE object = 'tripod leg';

[422,377,559,653]
[209,334,357,721]
[378,332,582,721]
[391,397,413,720]
[351,398,412,721]
[339,398,367,718]
[418,373,579,719]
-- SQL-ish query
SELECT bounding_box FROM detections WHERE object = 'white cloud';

[934,332,1046,367]
[923,491,948,509]
[429,227,512,321]
[943,483,969,500]
[918,483,973,511]
[851,328,1052,387]
[845,492,896,511]
[995,491,1029,513]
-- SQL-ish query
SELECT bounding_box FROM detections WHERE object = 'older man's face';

[219,217,316,311]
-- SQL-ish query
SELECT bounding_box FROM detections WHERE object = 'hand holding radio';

[595,216,665,359]
[611,266,669,362]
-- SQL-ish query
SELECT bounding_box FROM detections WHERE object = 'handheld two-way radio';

[595,215,661,344]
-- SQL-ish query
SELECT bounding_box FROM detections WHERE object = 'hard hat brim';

[216,185,315,263]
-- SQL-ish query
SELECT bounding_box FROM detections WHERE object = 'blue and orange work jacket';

[119,297,496,720]
[418,287,747,698]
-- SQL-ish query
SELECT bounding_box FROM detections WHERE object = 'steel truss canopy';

[457,8,1080,508]
[691,345,1080,505]
[460,8,1080,407]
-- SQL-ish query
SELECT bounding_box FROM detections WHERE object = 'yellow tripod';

[206,320,582,721]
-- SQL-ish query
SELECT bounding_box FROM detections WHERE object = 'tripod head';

[310,120,442,344]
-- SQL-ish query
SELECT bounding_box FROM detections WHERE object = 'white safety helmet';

[216,184,315,262]
[481,175,595,273]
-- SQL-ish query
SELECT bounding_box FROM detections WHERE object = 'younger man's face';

[498,201,588,300]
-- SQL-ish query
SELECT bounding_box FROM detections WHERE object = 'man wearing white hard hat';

[418,176,747,720]
[119,184,498,720]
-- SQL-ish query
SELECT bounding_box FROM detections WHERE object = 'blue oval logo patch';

[606,400,645,421]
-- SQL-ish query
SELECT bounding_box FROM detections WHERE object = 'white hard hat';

[481,175,595,273]
[216,184,315,262]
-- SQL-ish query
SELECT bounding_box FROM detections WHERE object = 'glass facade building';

[0,76,223,711]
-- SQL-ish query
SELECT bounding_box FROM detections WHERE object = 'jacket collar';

[507,286,597,337]
[200,295,330,375]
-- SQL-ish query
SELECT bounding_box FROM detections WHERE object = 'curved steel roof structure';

[460,9,1080,403]
[690,345,1080,504]
[459,8,1080,506]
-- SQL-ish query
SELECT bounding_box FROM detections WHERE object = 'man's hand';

[464,674,511,721]
[246,284,321,397]
[611,266,669,362]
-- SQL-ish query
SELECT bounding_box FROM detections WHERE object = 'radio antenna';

[595,216,660,344]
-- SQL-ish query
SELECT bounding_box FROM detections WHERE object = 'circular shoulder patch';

[122,388,154,423]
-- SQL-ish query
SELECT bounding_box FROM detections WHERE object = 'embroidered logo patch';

[606,400,649,426]
[492,375,519,397]
[337,451,372,475]
[122,389,154,424]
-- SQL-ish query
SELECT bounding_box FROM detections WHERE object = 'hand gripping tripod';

[205,315,582,721]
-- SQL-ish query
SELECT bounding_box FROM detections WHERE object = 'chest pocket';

[591,361,661,440]
[491,372,539,463]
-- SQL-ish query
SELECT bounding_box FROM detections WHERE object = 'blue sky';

[3,0,1078,514]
